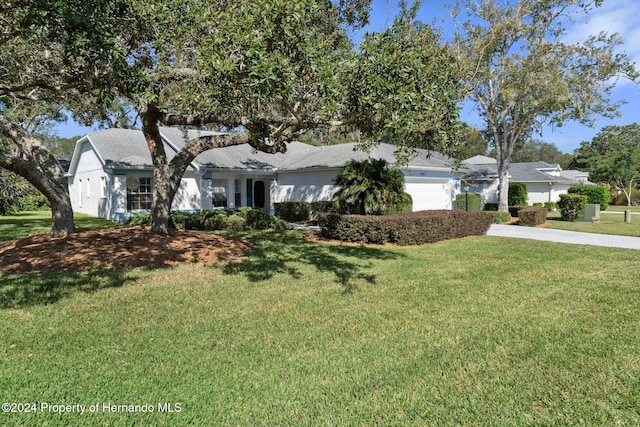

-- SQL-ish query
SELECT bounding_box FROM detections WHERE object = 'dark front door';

[253,180,266,209]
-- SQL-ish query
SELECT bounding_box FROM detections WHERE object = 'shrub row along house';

[66,128,590,221]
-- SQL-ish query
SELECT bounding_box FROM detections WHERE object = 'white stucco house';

[460,155,591,206]
[67,127,461,222]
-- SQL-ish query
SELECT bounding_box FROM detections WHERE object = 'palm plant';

[333,158,412,215]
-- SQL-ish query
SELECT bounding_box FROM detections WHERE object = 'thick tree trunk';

[142,107,173,234]
[142,105,255,234]
[497,164,510,213]
[0,115,75,236]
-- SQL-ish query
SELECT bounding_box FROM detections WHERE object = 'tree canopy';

[451,0,638,211]
[106,0,464,232]
[571,124,640,206]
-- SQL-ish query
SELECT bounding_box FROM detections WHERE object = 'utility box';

[580,203,600,222]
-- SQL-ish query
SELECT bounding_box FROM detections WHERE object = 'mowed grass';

[0,210,118,241]
[546,209,640,237]
[1,217,639,425]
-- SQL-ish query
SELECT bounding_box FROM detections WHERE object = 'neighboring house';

[67,127,460,222]
[460,156,590,206]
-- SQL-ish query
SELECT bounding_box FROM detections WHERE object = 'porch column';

[112,174,127,222]
[269,174,278,215]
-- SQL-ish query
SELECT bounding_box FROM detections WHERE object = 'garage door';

[404,178,453,211]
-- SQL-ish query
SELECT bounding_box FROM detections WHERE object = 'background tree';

[333,158,412,215]
[491,139,565,164]
[453,123,488,160]
[451,0,638,212]
[571,124,640,206]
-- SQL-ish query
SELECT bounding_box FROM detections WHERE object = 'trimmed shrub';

[170,211,201,230]
[508,182,528,206]
[125,213,150,226]
[274,201,311,222]
[544,201,558,211]
[483,203,499,212]
[568,185,610,210]
[227,214,246,231]
[492,211,512,224]
[558,194,588,221]
[244,208,274,230]
[127,208,282,231]
[203,211,229,230]
[317,210,494,245]
[508,205,527,218]
[455,193,482,211]
[518,207,547,227]
[310,201,339,215]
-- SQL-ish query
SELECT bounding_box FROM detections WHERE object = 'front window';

[127,176,153,210]
[212,179,228,208]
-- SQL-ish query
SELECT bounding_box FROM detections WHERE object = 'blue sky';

[56,0,640,154]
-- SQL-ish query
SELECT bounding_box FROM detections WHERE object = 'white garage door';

[404,178,453,211]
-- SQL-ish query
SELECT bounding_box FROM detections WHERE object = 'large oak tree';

[111,0,464,233]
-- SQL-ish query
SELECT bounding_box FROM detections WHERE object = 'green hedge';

[508,182,528,206]
[274,201,311,222]
[508,205,527,217]
[558,194,588,222]
[568,185,610,210]
[491,211,512,224]
[483,203,499,212]
[310,201,339,215]
[317,210,495,245]
[518,207,547,227]
[455,193,482,211]
[126,208,288,231]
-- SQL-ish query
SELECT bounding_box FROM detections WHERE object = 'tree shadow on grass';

[222,231,404,293]
[0,269,136,309]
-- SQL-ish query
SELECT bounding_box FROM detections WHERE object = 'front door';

[253,180,266,209]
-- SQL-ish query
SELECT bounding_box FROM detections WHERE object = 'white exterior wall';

[69,142,109,218]
[525,182,572,205]
[172,173,202,211]
[404,176,456,211]
[476,180,499,206]
[273,170,338,203]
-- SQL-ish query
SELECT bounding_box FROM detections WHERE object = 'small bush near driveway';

[518,207,547,227]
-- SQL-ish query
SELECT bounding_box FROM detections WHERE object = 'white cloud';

[565,1,640,63]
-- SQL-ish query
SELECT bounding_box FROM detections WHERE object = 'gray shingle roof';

[509,162,574,183]
[83,128,178,169]
[460,156,578,184]
[73,128,454,173]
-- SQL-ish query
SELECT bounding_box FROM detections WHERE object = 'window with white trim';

[126,176,153,210]
[100,176,107,198]
[212,179,228,208]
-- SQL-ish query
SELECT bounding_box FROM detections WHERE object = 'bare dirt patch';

[0,226,253,274]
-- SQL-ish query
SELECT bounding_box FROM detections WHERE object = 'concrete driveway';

[487,224,640,250]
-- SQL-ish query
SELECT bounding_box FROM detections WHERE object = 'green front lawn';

[1,217,639,425]
[546,210,640,237]
[0,210,118,241]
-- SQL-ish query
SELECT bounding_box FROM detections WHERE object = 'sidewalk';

[487,224,640,250]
